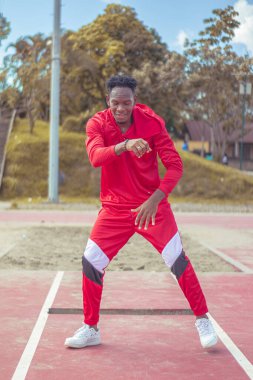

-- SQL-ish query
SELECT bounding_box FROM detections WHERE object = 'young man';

[65,75,218,349]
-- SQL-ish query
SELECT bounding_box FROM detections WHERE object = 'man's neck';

[119,123,130,133]
[117,116,133,133]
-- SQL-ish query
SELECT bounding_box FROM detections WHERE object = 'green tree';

[60,31,103,121]
[133,51,187,132]
[6,33,50,133]
[0,13,11,46]
[0,56,21,116]
[185,5,253,160]
[1,5,170,126]
[70,4,167,106]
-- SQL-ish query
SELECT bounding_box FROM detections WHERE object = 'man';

[65,75,218,349]
[222,153,229,165]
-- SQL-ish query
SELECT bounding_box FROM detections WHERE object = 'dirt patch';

[0,226,236,272]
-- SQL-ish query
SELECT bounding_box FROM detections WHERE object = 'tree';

[0,13,11,46]
[0,55,22,118]
[69,4,167,106]
[185,5,253,160]
[6,33,51,133]
[0,13,13,115]
[60,31,103,121]
[133,52,187,132]
[1,5,170,126]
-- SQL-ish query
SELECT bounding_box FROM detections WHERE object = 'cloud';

[233,0,253,54]
[174,30,189,50]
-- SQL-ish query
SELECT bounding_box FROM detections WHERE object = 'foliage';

[59,31,101,119]
[62,109,98,133]
[0,66,21,113]
[133,52,188,131]
[0,13,11,45]
[2,4,169,129]
[69,4,167,103]
[184,6,253,160]
[62,115,83,133]
[5,33,51,133]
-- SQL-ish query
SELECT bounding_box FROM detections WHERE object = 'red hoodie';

[85,104,183,208]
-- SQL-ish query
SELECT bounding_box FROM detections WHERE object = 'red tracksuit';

[83,104,208,325]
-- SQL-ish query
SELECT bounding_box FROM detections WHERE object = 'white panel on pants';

[84,238,110,273]
[161,231,183,268]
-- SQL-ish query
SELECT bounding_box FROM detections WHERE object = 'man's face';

[107,87,136,126]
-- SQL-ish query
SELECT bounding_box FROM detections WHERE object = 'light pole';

[48,0,61,202]
[239,80,252,171]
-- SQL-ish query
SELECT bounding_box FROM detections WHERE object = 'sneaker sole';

[64,339,101,349]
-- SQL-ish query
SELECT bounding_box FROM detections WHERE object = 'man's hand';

[131,189,165,230]
[126,138,152,158]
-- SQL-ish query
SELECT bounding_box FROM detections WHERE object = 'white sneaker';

[195,318,218,348]
[65,325,101,348]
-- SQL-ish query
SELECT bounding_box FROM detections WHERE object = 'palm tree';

[0,12,11,47]
[6,33,50,133]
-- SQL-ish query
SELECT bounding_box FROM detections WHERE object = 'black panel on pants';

[82,256,103,286]
[171,250,189,279]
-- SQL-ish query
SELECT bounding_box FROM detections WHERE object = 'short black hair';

[106,75,137,93]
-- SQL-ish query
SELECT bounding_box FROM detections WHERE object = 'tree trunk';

[26,94,36,134]
[27,108,35,134]
[210,127,215,158]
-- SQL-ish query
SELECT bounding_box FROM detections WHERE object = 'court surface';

[0,210,252,380]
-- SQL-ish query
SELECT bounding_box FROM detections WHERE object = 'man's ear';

[133,95,137,105]
[106,95,110,107]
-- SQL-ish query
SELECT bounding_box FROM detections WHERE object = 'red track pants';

[82,202,208,325]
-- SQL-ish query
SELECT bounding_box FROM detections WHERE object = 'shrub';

[62,115,82,133]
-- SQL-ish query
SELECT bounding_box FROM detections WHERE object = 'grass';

[1,118,97,200]
[1,118,253,204]
[167,150,253,202]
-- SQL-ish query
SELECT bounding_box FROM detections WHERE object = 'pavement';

[0,208,253,380]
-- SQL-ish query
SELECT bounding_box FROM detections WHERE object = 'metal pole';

[239,82,246,171]
[48,0,61,202]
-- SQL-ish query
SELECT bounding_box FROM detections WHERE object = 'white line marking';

[170,265,253,377]
[200,242,253,274]
[208,313,253,379]
[11,271,64,380]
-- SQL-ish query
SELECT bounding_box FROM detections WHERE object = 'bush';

[62,109,99,133]
[62,115,83,133]
[80,109,99,132]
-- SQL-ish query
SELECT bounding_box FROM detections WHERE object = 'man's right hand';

[126,138,152,158]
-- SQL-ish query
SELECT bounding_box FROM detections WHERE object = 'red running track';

[0,209,253,229]
[1,271,252,380]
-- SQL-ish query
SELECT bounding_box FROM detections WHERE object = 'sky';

[0,0,253,66]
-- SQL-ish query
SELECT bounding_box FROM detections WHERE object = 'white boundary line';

[170,241,253,379]
[200,242,253,274]
[11,271,64,380]
[201,243,253,377]
[208,313,253,379]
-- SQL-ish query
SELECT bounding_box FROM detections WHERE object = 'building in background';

[184,121,253,171]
